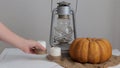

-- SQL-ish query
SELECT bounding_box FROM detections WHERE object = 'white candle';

[37,41,46,48]
[50,47,61,56]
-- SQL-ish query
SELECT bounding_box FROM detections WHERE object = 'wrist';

[12,37,27,48]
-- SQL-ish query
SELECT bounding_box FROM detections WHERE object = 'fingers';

[29,42,46,54]
[20,40,46,54]
[29,40,46,50]
[36,42,46,51]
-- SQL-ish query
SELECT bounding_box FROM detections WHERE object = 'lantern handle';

[71,10,77,39]
[49,8,57,47]
[51,0,53,12]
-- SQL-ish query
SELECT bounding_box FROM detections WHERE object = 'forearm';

[0,23,26,47]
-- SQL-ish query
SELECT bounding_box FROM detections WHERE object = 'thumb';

[23,47,32,54]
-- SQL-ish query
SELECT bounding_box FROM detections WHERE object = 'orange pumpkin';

[69,38,112,64]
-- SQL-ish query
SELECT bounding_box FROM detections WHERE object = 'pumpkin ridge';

[97,40,108,63]
[101,39,112,54]
[100,39,112,60]
[93,41,100,63]
[87,38,94,63]
[86,38,91,63]
[96,40,103,63]
[88,39,94,63]
[80,38,89,62]
[95,39,102,63]
[87,38,90,63]
[77,38,87,62]
[95,40,102,63]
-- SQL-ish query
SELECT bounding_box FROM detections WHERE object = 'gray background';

[0,0,120,53]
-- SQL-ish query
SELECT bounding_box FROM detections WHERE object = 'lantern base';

[62,50,70,57]
[55,43,70,57]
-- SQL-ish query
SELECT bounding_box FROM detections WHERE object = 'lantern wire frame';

[50,0,78,47]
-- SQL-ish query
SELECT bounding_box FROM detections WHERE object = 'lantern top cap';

[57,1,70,6]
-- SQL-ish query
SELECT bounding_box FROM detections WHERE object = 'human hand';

[17,40,46,54]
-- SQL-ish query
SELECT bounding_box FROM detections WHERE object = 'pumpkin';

[69,38,112,64]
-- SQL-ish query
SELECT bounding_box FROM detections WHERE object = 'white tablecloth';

[0,48,120,68]
[0,48,63,68]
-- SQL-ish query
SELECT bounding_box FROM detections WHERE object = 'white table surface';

[0,48,120,68]
[0,48,63,68]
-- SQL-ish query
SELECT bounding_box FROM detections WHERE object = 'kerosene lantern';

[49,0,78,54]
